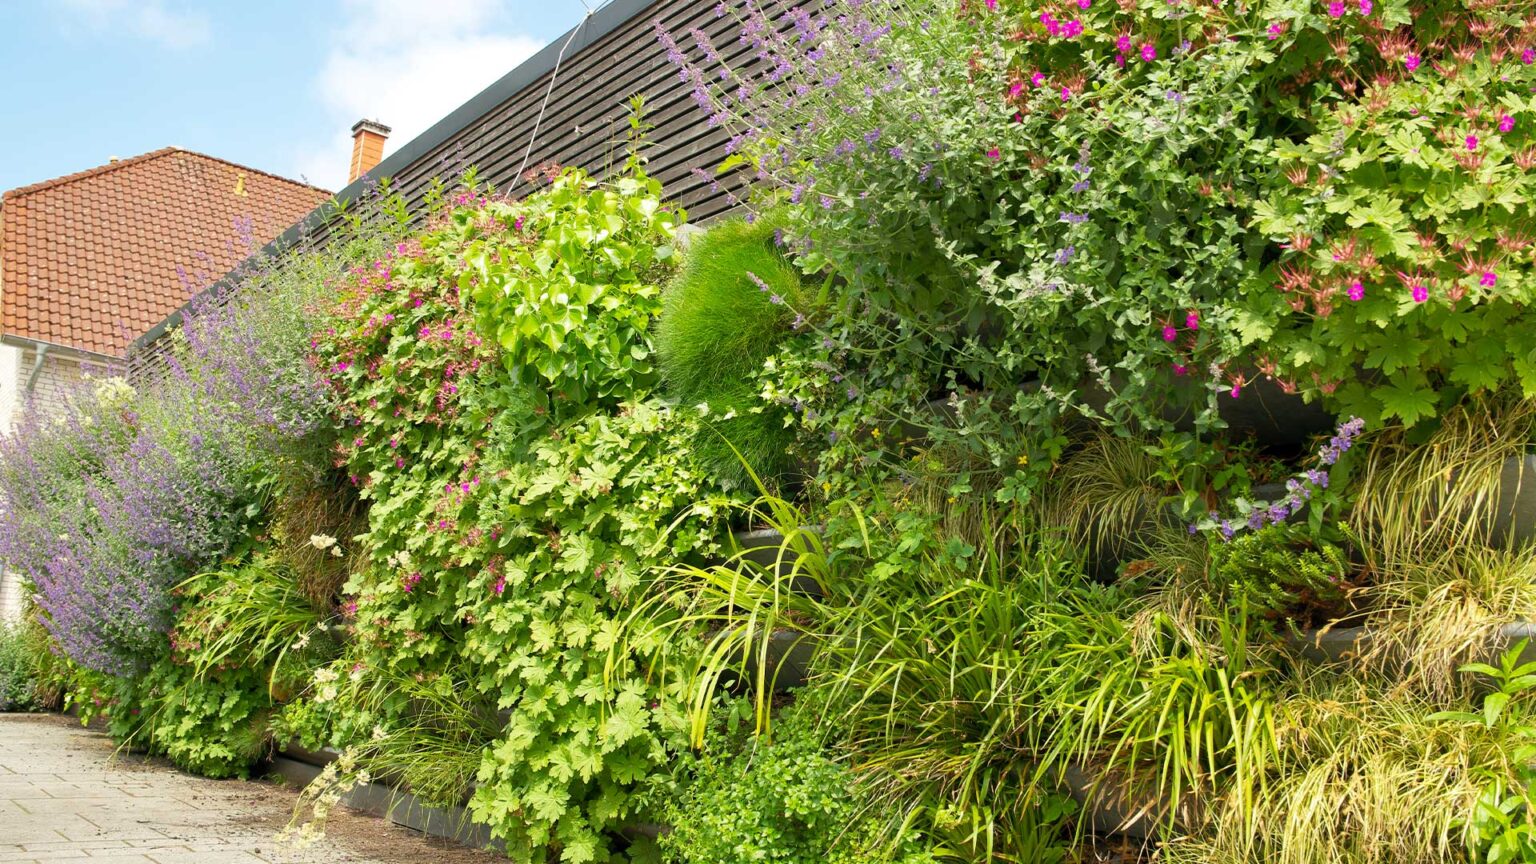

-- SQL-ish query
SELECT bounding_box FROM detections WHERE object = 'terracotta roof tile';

[0,148,330,357]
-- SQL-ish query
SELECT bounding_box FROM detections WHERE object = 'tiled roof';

[0,148,330,357]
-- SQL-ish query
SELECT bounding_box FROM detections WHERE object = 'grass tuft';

[656,216,808,490]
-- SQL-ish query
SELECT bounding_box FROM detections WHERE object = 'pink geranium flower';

[1481,272,1498,287]
[1499,114,1515,133]
[1348,281,1365,301]
[1412,284,1429,303]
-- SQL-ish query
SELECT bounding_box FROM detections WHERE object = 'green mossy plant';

[651,698,937,864]
[0,620,42,712]
[657,216,809,490]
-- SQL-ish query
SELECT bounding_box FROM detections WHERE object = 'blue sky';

[0,1,607,193]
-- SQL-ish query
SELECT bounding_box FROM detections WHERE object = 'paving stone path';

[0,714,496,864]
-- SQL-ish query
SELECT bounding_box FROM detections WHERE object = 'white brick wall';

[0,344,23,620]
[0,568,22,623]
[22,347,105,420]
[0,343,19,432]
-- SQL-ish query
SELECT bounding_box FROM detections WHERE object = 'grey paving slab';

[0,715,499,864]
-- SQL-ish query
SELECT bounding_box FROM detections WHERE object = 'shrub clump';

[653,703,935,864]
[657,216,809,489]
[0,620,44,712]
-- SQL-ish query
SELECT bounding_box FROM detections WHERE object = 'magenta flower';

[1499,114,1515,133]
[985,0,997,8]
[1031,71,1046,87]
[1481,271,1498,287]
[1412,284,1429,303]
[1358,0,1372,13]
[1267,22,1284,39]
[1161,325,1177,342]
[1526,48,1536,65]
[1115,52,1127,68]
[1078,0,1091,7]
[1116,34,1132,53]
[986,147,1001,160]
[1061,86,1072,101]
[1140,43,1157,62]
[1405,54,1421,72]
[1173,363,1189,375]
[1065,19,1083,37]
[1185,311,1200,330]
[1328,1,1344,17]
[1009,80,1025,98]
[1348,280,1365,301]
[1466,135,1479,151]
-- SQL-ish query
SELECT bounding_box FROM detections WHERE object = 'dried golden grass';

[1346,399,1536,699]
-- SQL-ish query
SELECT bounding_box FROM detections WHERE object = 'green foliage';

[1209,526,1349,629]
[685,0,1536,513]
[311,165,736,862]
[0,618,45,712]
[1251,47,1536,427]
[173,553,337,700]
[1432,640,1536,731]
[1453,649,1536,864]
[1464,776,1536,864]
[136,658,271,779]
[82,550,338,779]
[636,494,1280,860]
[463,168,680,416]
[657,216,810,489]
[653,701,936,864]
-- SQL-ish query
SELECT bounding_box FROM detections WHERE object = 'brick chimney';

[348,119,391,183]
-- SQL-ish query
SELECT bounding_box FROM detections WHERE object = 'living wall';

[0,3,1534,863]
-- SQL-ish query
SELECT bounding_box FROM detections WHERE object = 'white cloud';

[57,0,211,49]
[293,0,543,191]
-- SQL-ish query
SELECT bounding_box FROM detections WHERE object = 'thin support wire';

[513,0,615,185]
